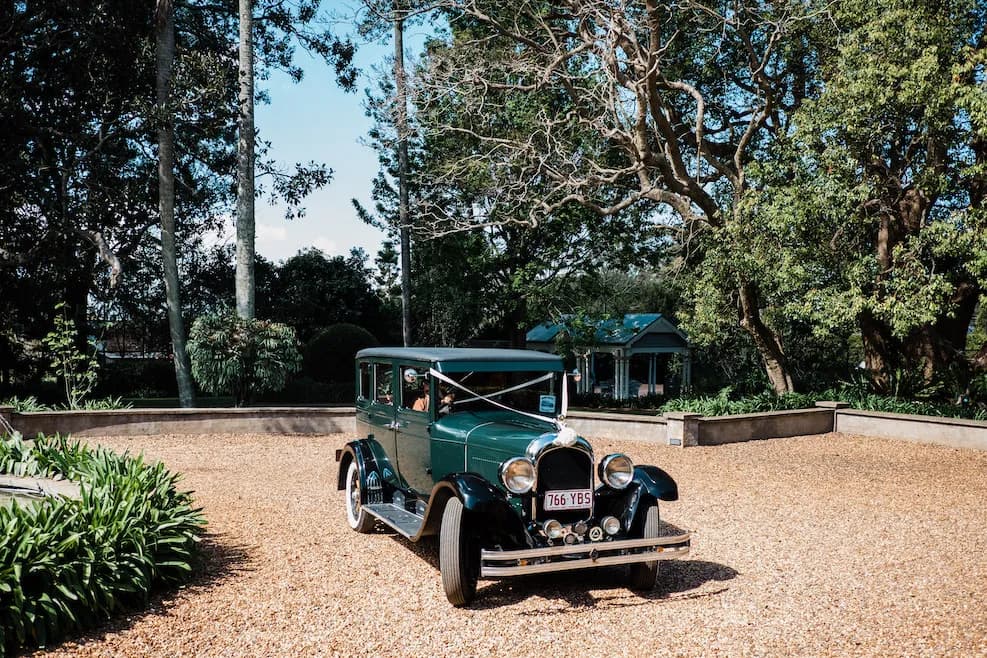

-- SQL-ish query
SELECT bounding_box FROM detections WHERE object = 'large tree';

[728,0,987,391]
[411,0,827,391]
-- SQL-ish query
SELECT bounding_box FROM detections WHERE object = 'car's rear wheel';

[628,504,661,591]
[344,461,375,533]
[439,497,479,606]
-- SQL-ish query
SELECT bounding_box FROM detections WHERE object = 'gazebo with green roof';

[525,313,691,399]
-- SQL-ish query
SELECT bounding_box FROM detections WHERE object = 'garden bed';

[0,434,204,653]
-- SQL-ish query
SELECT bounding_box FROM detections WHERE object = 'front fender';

[634,465,679,502]
[420,473,529,548]
[593,465,679,535]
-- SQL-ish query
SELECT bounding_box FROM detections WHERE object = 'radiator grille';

[535,447,593,523]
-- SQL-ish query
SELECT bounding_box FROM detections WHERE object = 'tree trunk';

[858,309,899,392]
[506,296,528,349]
[737,281,794,394]
[394,4,412,346]
[156,0,195,407]
[235,0,255,319]
[900,281,981,383]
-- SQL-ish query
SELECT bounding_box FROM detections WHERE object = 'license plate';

[543,489,592,511]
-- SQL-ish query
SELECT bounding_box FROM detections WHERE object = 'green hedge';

[660,387,987,420]
[0,433,205,653]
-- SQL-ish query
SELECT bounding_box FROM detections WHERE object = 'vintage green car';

[336,347,690,606]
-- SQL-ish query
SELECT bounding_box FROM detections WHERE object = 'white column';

[683,350,692,389]
[613,352,622,400]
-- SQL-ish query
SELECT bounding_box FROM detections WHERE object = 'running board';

[364,503,424,538]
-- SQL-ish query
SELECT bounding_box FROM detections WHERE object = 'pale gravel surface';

[36,432,987,658]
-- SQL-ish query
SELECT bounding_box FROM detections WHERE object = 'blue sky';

[237,15,430,263]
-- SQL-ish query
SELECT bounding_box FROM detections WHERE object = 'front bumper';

[480,532,691,577]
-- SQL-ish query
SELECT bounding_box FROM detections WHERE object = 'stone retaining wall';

[834,408,987,451]
[565,410,666,443]
[3,403,985,452]
[4,406,356,437]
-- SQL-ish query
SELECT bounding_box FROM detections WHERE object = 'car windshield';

[439,370,561,418]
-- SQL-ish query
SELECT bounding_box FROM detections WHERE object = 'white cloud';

[256,223,288,242]
[311,236,340,255]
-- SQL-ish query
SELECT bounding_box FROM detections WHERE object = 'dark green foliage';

[95,359,180,399]
[570,393,666,412]
[0,433,204,653]
[1,397,131,413]
[255,377,354,405]
[260,249,387,344]
[661,387,987,420]
[187,310,303,406]
[303,324,379,384]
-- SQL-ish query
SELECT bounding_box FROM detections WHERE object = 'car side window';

[401,366,428,413]
[358,362,371,401]
[373,363,393,406]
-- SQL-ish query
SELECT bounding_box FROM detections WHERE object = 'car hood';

[431,410,556,454]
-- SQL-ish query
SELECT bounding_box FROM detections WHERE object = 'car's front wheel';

[628,504,661,591]
[344,461,375,533]
[439,497,479,606]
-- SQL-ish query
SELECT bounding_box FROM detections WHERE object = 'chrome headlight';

[599,453,634,489]
[500,457,535,494]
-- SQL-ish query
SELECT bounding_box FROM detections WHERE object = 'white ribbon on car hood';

[428,368,570,430]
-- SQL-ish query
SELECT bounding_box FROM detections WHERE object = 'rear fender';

[336,438,401,505]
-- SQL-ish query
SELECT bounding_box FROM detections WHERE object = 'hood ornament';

[553,426,578,447]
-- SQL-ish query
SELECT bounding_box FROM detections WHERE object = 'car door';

[357,360,399,474]
[395,362,434,495]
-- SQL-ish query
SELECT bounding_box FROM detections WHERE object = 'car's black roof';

[355,347,563,372]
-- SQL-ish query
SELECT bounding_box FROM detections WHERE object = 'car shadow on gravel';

[471,560,738,611]
[390,526,738,611]
[40,532,254,653]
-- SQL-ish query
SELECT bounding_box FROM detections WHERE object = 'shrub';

[570,392,666,411]
[660,386,987,420]
[1,396,132,413]
[303,323,379,383]
[0,433,204,653]
[42,303,99,409]
[255,376,354,405]
[95,358,178,399]
[187,310,303,406]
[0,396,48,413]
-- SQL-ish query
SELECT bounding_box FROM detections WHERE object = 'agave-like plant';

[0,432,205,652]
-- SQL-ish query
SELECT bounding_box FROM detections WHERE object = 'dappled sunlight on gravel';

[35,432,987,657]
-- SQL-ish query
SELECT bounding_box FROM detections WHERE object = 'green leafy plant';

[42,303,99,410]
[187,310,303,406]
[0,396,48,413]
[660,386,987,420]
[0,432,205,653]
[0,397,132,413]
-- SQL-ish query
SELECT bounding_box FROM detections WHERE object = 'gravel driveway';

[38,432,987,657]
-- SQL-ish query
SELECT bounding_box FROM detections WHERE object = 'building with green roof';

[526,313,691,399]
